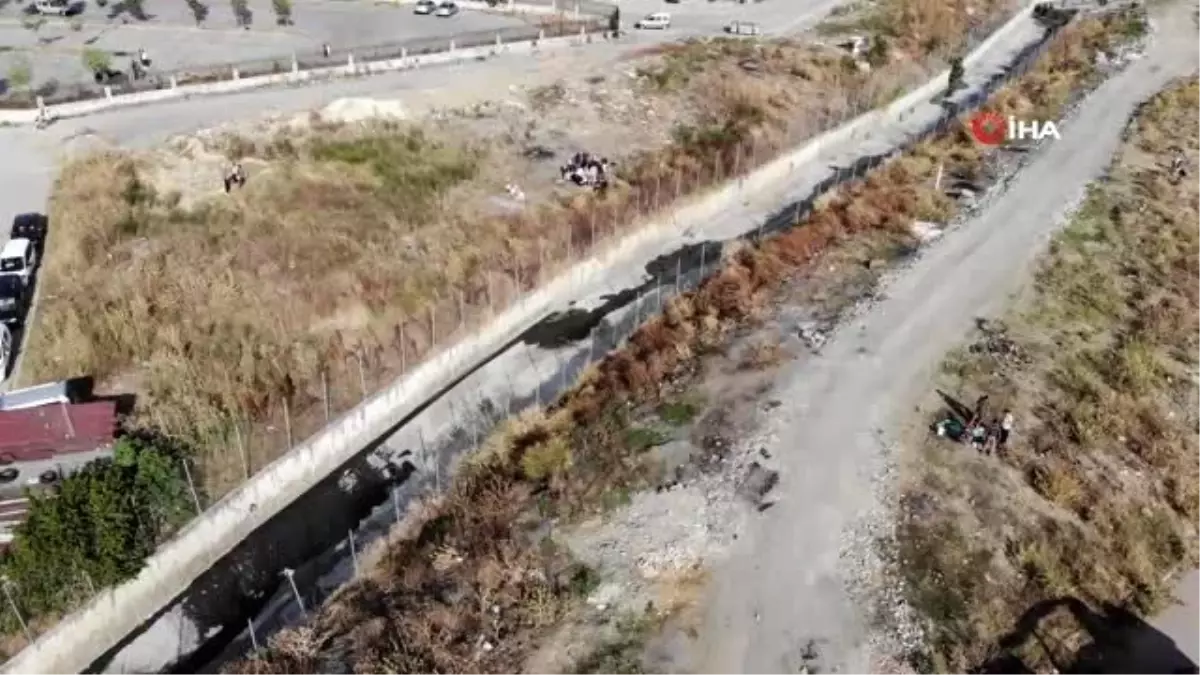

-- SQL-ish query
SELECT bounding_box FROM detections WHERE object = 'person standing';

[999,409,1014,449]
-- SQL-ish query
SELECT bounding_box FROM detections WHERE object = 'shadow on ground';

[976,596,1198,674]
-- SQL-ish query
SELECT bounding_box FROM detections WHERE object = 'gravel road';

[694,3,1199,672]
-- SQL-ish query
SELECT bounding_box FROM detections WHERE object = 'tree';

[608,7,620,33]
[0,437,192,619]
[82,47,113,76]
[5,56,32,92]
[271,0,292,25]
[185,0,209,26]
[231,0,253,28]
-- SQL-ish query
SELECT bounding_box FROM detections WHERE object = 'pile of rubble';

[967,319,1030,366]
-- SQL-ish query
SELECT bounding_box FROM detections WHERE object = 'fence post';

[356,352,368,400]
[400,320,407,374]
[458,289,466,333]
[234,417,249,479]
[348,529,359,573]
[291,53,299,74]
[1,580,30,642]
[248,618,259,653]
[231,67,239,80]
[321,370,330,421]
[428,304,437,349]
[281,568,306,619]
[181,458,202,514]
[282,398,293,449]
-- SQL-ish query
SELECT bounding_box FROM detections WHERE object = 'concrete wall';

[0,29,601,126]
[0,5,1040,673]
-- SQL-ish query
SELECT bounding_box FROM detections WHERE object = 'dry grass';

[22,0,1018,500]
[897,77,1199,672]
[227,15,1142,673]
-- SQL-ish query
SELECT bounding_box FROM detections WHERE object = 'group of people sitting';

[934,395,1015,456]
[560,152,613,191]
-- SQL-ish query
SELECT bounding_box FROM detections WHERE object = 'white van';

[635,12,671,29]
[0,239,36,287]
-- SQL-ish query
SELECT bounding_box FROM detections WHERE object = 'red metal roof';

[0,401,117,462]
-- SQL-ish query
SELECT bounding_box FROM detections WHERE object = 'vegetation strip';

[230,9,1151,673]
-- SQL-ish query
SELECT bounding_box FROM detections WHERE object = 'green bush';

[0,437,192,624]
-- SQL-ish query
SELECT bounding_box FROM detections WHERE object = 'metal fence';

[0,18,603,109]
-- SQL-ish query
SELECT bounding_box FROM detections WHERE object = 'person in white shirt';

[999,410,1014,448]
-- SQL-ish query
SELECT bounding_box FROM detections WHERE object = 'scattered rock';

[797,321,829,351]
[739,461,779,504]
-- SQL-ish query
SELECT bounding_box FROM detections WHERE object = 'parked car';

[724,20,761,35]
[0,276,32,327]
[414,0,437,14]
[10,213,47,257]
[434,1,459,16]
[31,0,71,15]
[635,11,671,29]
[0,239,37,288]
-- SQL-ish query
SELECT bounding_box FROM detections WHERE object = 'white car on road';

[635,12,671,29]
[32,0,71,15]
[434,1,459,16]
[414,0,437,14]
[0,239,37,288]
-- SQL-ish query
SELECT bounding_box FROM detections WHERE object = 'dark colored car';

[0,274,32,326]
[10,213,47,256]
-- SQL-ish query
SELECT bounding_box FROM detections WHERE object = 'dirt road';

[695,4,1200,672]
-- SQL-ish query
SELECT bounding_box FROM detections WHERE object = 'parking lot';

[0,0,531,95]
